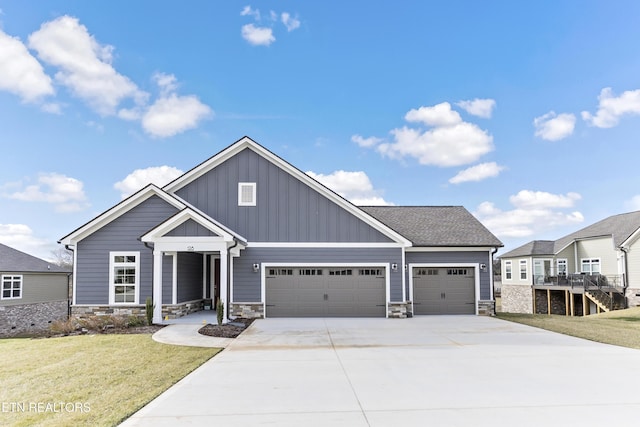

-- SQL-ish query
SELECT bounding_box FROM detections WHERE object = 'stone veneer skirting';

[230,303,264,319]
[501,284,533,314]
[477,300,496,316]
[626,288,640,308]
[388,302,411,318]
[0,300,68,337]
[71,300,204,320]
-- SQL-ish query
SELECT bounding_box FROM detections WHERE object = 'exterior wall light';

[252,263,260,272]
[391,263,398,271]
[480,263,487,271]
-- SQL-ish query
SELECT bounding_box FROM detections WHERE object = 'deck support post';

[547,289,551,314]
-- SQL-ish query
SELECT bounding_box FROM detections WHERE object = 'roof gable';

[554,210,640,252]
[164,136,411,246]
[0,243,69,273]
[59,185,185,245]
[140,208,245,243]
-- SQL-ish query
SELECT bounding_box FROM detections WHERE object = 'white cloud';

[142,94,212,138]
[358,102,494,167]
[582,87,640,128]
[533,111,576,141]
[2,173,89,213]
[351,134,383,148]
[474,191,584,239]
[306,170,393,206]
[378,122,493,167]
[404,102,462,127]
[509,190,581,209]
[0,223,55,260]
[449,162,505,184]
[241,24,275,46]
[281,13,301,32]
[240,6,260,20]
[153,72,179,96]
[28,15,147,116]
[456,98,496,118]
[141,73,212,138]
[0,29,54,102]
[114,166,183,199]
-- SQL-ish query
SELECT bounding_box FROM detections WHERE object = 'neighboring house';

[500,211,640,315]
[0,243,70,337]
[59,136,502,323]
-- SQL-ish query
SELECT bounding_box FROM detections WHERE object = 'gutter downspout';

[64,244,75,318]
[621,247,629,309]
[225,239,239,322]
[490,247,499,315]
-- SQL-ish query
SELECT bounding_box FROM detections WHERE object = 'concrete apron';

[122,316,640,427]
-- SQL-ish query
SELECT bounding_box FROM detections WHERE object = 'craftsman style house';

[60,137,502,323]
[500,211,640,315]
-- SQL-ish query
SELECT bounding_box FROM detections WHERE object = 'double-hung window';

[557,259,567,276]
[504,261,512,280]
[581,258,601,274]
[1,275,22,300]
[110,252,139,304]
[519,260,527,280]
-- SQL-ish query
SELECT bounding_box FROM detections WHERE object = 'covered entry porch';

[140,209,246,324]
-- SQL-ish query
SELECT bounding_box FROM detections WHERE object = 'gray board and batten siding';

[175,147,393,244]
[75,195,179,305]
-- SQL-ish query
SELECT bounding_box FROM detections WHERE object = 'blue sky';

[2,1,640,260]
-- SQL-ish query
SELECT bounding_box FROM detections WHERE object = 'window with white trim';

[581,258,601,274]
[110,252,139,304]
[1,275,22,300]
[557,259,567,276]
[238,182,256,206]
[519,260,527,280]
[504,261,512,280]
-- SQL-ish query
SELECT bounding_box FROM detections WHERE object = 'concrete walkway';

[152,310,234,348]
[123,316,640,426]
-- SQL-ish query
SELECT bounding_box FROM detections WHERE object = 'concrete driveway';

[122,316,640,426]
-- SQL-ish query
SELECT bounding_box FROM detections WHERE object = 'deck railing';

[533,273,624,293]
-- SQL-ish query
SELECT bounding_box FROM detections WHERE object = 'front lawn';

[0,334,220,426]
[498,306,640,349]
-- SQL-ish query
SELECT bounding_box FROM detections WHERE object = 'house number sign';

[186,246,195,251]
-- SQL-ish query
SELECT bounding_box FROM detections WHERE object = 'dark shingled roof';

[501,210,640,258]
[360,206,503,247]
[500,240,555,258]
[0,243,70,273]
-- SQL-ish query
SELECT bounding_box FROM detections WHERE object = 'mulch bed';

[198,318,255,338]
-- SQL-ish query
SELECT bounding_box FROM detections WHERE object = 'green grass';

[498,306,640,350]
[0,334,220,426]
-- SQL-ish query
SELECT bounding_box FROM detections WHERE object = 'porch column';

[219,249,229,323]
[153,250,163,324]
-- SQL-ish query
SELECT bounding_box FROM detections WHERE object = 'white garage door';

[265,267,386,317]
[412,267,476,315]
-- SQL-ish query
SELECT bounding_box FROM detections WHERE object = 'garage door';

[412,267,476,314]
[265,267,386,317]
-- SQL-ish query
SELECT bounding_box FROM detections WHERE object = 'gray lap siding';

[75,196,179,305]
[405,251,492,300]
[232,247,404,302]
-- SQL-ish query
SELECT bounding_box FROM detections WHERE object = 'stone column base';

[230,303,264,319]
